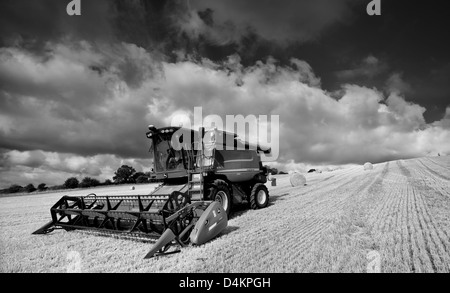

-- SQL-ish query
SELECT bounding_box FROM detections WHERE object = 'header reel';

[33,190,228,258]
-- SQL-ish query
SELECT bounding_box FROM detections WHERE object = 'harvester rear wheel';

[209,180,232,216]
[250,183,269,209]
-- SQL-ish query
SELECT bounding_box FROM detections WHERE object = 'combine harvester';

[33,126,273,258]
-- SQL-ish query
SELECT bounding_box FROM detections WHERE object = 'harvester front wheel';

[209,180,232,216]
[250,183,269,209]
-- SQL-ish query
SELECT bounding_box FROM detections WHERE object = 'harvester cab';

[147,125,273,214]
[33,125,272,258]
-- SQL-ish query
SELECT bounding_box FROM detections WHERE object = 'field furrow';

[424,157,450,171]
[417,158,450,181]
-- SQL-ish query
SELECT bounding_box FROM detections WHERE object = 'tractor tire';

[250,183,269,209]
[209,179,232,216]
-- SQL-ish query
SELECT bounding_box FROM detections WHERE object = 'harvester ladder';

[187,172,204,201]
[186,136,205,201]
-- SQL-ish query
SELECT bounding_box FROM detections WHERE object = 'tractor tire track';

[417,158,450,181]
[404,160,450,272]
[407,160,450,247]
[398,161,428,272]
[397,160,450,272]
[424,157,450,171]
[369,161,415,271]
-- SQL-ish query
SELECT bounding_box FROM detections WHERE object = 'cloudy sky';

[0,0,449,188]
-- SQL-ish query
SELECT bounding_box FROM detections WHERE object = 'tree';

[64,177,79,189]
[80,177,100,188]
[136,175,150,184]
[7,184,24,194]
[113,165,136,184]
[37,183,47,192]
[24,184,37,193]
[132,172,145,182]
[48,185,64,191]
[103,179,113,186]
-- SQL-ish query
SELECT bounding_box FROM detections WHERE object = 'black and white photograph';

[0,0,449,277]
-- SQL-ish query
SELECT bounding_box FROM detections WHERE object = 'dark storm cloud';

[190,0,358,43]
[405,63,450,121]
[0,1,359,66]
[0,0,193,58]
[317,0,450,122]
[0,0,241,65]
[335,55,388,81]
[0,0,114,47]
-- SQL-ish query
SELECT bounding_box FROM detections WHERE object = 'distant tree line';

[0,165,160,195]
[0,164,287,195]
[267,167,287,175]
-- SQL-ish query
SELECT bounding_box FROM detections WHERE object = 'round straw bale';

[290,172,306,187]
[363,162,373,171]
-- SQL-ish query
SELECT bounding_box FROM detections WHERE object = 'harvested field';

[1,156,449,273]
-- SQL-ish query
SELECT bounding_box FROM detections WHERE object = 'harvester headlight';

[146,133,152,138]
